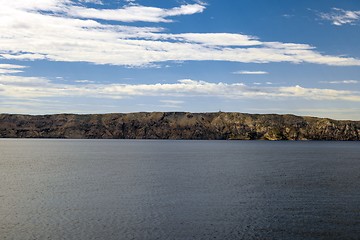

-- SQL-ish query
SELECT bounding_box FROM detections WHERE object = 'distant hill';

[0,112,359,140]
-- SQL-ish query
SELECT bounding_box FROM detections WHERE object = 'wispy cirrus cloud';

[233,71,269,75]
[160,100,184,104]
[158,100,184,108]
[75,79,96,83]
[319,8,360,26]
[320,80,359,84]
[79,0,103,5]
[1,0,360,67]
[170,33,262,46]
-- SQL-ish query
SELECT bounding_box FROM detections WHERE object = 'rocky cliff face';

[0,112,359,140]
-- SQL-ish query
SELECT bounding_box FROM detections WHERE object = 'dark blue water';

[0,140,359,240]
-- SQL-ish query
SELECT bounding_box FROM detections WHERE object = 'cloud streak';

[67,4,206,23]
[233,71,269,75]
[320,80,359,84]
[0,63,28,74]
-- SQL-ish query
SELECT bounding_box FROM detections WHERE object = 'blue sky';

[1,0,360,119]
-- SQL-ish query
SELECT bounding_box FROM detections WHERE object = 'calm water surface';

[0,140,359,240]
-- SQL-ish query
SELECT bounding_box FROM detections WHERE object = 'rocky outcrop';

[0,112,359,140]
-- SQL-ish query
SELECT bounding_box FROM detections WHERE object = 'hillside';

[0,112,359,140]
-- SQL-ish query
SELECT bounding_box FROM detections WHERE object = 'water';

[0,140,359,240]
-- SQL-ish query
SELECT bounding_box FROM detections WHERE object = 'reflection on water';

[0,140,360,239]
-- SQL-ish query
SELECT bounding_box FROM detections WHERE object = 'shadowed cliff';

[0,112,359,140]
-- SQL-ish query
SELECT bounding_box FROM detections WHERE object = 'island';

[0,112,359,140]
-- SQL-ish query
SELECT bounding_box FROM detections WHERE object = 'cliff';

[0,112,359,140]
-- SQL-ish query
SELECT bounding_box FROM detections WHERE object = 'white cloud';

[0,69,21,74]
[278,85,360,101]
[282,14,294,18]
[319,8,360,26]
[0,75,52,87]
[0,64,27,69]
[1,73,360,102]
[67,4,205,23]
[172,33,262,46]
[124,0,136,3]
[0,1,360,67]
[160,100,184,104]
[1,0,70,12]
[320,80,359,84]
[75,79,95,83]
[0,64,28,74]
[164,4,206,17]
[79,0,103,5]
[233,71,269,75]
[159,100,184,108]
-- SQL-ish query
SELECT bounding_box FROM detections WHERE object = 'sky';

[1,0,360,120]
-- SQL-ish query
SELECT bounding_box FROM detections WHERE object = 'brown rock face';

[0,112,359,140]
